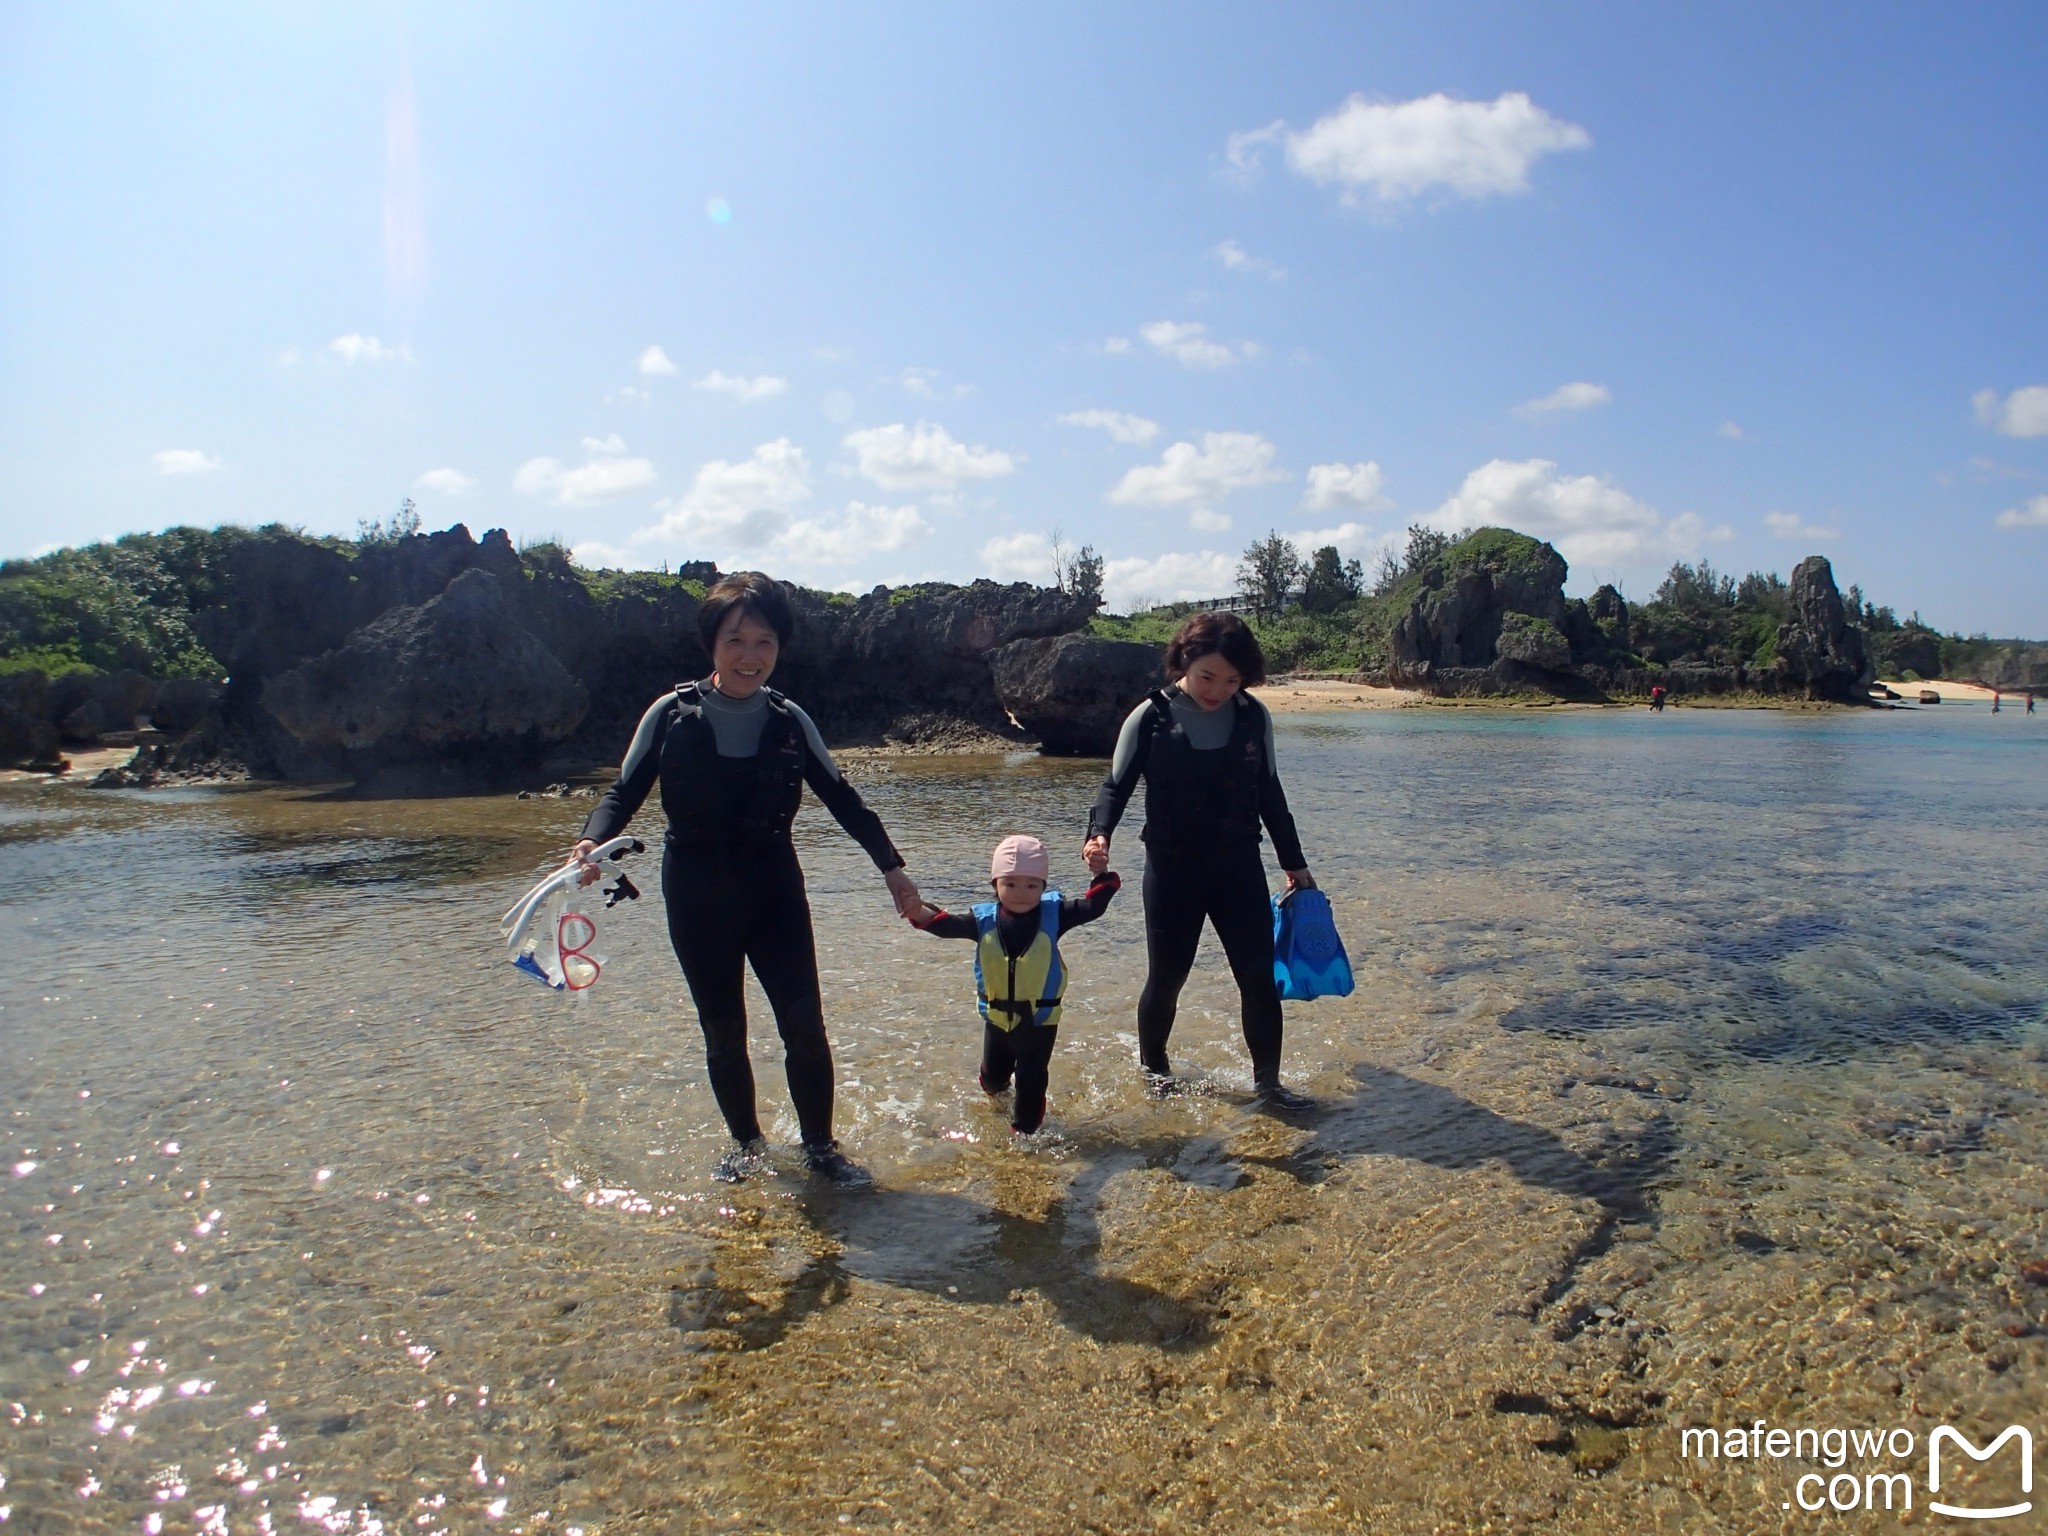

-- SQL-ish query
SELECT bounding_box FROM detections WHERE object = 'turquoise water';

[2,704,2043,1534]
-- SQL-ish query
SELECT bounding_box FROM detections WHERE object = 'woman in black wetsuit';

[573,572,922,1187]
[1083,611,1317,1109]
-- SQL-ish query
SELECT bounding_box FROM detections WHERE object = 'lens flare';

[705,197,732,225]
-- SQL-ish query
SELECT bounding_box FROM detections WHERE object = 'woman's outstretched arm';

[787,700,922,915]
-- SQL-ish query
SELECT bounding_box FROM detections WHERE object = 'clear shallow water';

[3,705,2045,1534]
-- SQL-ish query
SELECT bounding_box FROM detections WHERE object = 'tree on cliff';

[1299,545,1364,613]
[1237,531,1305,617]
[1063,545,1105,612]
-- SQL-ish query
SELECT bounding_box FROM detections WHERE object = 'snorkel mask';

[500,836,644,994]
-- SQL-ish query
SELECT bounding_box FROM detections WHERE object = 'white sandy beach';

[1877,677,2032,704]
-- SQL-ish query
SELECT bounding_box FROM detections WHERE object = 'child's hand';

[906,900,941,927]
[1084,843,1108,876]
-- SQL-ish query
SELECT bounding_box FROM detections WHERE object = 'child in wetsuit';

[908,834,1120,1134]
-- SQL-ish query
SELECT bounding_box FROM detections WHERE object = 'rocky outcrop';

[0,669,225,769]
[261,569,588,784]
[988,634,1162,755]
[1495,612,1573,673]
[193,524,526,694]
[1775,556,1873,701]
[0,671,62,769]
[1983,645,2048,691]
[767,581,1095,746]
[1390,529,1577,690]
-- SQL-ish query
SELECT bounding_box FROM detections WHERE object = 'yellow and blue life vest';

[971,892,1066,1031]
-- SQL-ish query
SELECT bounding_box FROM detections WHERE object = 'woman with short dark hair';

[573,571,922,1187]
[1084,611,1317,1109]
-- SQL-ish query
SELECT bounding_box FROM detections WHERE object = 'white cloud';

[1260,91,1591,204]
[1101,336,1133,355]
[1213,239,1284,278]
[1974,385,2048,438]
[1719,421,1746,440]
[515,437,658,505]
[1225,120,1286,178]
[1100,550,1238,613]
[567,539,643,571]
[1303,461,1390,512]
[1058,409,1159,445]
[843,422,1017,491]
[1515,381,1611,417]
[697,370,789,402]
[630,439,811,548]
[1286,522,1391,563]
[981,531,1056,583]
[1764,511,1837,542]
[1424,458,1727,568]
[1109,431,1286,512]
[1140,319,1256,369]
[1189,507,1233,533]
[1969,456,2032,481]
[153,449,222,476]
[414,467,475,496]
[776,501,931,566]
[330,333,407,364]
[638,345,679,377]
[1996,494,2048,530]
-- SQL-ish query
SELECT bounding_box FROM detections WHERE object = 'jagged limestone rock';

[1774,556,1872,701]
[988,634,1162,756]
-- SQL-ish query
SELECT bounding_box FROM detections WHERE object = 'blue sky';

[3,3,2044,632]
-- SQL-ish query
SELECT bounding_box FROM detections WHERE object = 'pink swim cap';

[990,834,1050,880]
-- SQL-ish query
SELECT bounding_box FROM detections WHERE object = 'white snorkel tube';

[500,837,644,991]
[498,835,644,959]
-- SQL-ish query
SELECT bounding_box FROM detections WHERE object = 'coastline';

[1878,677,2025,704]
[1258,677,1421,712]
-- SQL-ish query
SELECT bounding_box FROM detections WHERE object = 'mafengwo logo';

[1929,1425,2032,1521]
[1679,1420,2034,1517]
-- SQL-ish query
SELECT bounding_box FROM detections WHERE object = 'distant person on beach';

[572,572,922,1189]
[1085,612,1319,1110]
[907,834,1121,1135]
[1649,683,1667,712]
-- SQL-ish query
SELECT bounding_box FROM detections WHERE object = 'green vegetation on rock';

[0,525,278,678]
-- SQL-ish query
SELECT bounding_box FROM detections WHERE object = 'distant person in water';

[572,572,923,1189]
[1992,689,2001,714]
[1086,612,1319,1110]
[907,834,1120,1136]
[1649,683,1667,712]
[2029,692,2037,716]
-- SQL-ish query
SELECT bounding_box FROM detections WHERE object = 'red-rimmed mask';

[558,911,600,991]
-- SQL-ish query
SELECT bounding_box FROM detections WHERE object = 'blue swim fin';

[1272,889,1355,1001]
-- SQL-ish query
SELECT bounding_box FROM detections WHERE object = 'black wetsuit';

[914,873,1121,1133]
[1088,688,1306,1085]
[580,680,902,1148]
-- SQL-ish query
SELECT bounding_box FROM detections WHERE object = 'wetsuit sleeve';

[1057,872,1122,929]
[912,910,980,940]
[787,701,905,871]
[1252,697,1308,871]
[1087,701,1157,843]
[579,694,676,844]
